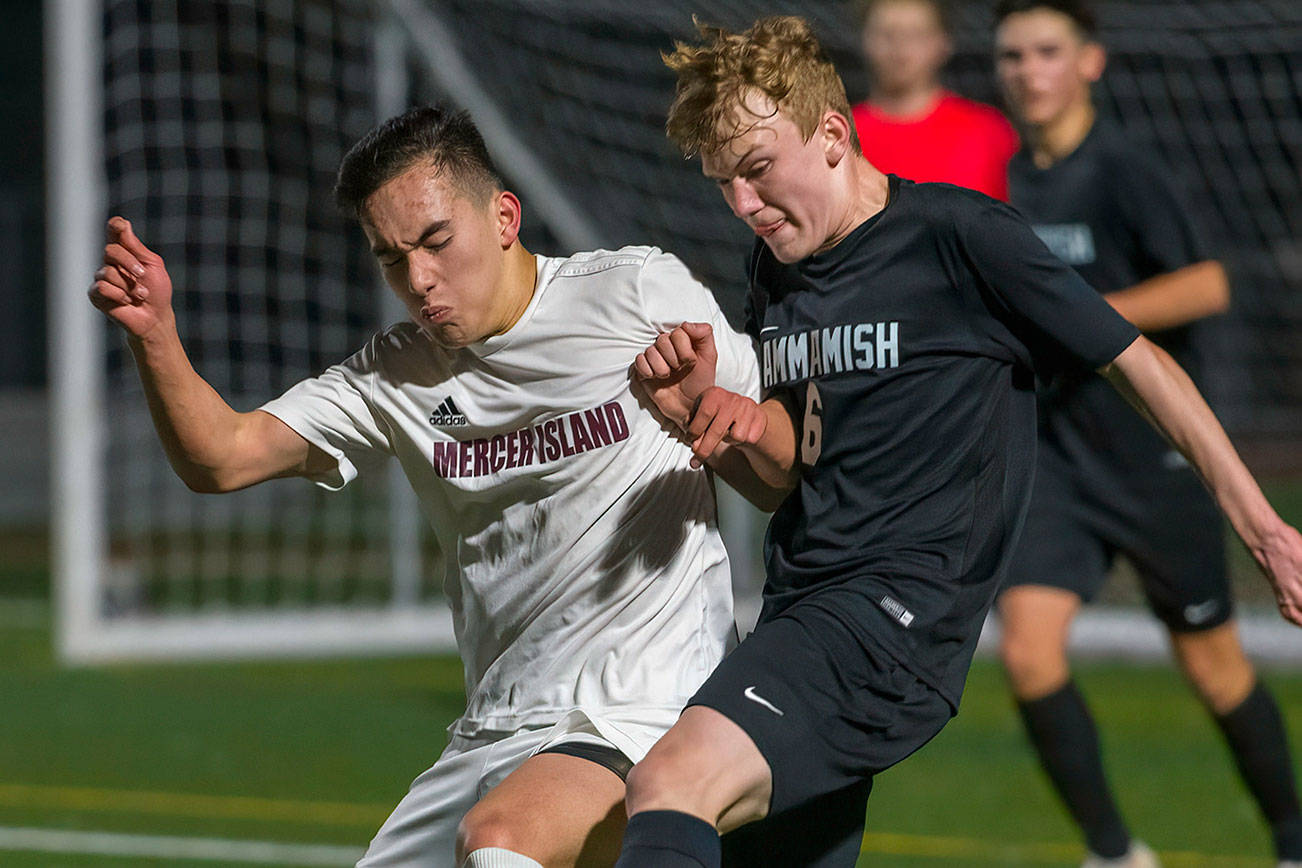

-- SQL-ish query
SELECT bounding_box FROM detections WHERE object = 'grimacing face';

[700,94,847,264]
[361,163,520,348]
[995,8,1103,128]
[862,0,951,96]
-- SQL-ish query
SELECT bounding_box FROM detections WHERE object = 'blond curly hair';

[663,16,860,157]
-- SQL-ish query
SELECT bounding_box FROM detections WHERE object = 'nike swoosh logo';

[743,685,784,716]
[760,326,780,334]
[1183,599,1220,625]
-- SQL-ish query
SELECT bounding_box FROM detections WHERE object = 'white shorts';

[356,707,674,867]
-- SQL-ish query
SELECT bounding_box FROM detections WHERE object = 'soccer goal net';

[53,0,1302,662]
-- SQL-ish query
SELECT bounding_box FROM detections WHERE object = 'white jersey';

[262,247,760,740]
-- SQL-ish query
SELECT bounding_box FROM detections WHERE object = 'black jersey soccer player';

[610,15,1302,868]
[992,3,1302,866]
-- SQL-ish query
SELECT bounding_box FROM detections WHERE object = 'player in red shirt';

[852,0,1019,200]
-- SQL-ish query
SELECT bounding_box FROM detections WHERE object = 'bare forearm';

[1105,338,1280,553]
[127,326,272,492]
[712,398,799,500]
[1103,260,1229,332]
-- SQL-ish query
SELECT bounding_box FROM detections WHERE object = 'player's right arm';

[1103,259,1230,332]
[90,217,334,493]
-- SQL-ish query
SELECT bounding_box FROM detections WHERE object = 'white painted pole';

[47,0,106,662]
[373,15,423,607]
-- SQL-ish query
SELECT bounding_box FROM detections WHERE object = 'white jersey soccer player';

[263,246,759,864]
[89,105,761,868]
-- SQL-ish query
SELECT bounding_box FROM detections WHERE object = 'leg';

[624,705,773,833]
[457,752,627,868]
[998,585,1134,861]
[1171,623,1302,861]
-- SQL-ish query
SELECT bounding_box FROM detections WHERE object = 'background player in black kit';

[609,15,1302,868]
[992,3,1302,866]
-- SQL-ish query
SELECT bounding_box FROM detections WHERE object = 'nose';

[405,250,437,297]
[723,178,764,219]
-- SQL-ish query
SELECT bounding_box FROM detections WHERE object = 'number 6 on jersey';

[802,381,823,465]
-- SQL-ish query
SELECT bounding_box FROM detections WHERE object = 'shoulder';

[551,245,665,280]
[899,178,1008,225]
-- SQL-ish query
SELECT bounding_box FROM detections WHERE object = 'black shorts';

[690,589,953,867]
[1002,448,1232,632]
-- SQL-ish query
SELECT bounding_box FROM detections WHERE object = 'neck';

[869,82,943,118]
[816,156,890,255]
[495,243,537,335]
[1027,100,1095,168]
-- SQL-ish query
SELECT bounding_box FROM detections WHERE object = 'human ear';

[496,190,522,248]
[1080,40,1106,83]
[823,110,853,167]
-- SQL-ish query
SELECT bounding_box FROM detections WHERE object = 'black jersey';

[744,176,1139,706]
[1008,120,1211,479]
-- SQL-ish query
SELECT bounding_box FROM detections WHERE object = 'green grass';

[3,602,1301,866]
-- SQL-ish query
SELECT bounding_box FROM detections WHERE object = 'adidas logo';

[428,396,469,426]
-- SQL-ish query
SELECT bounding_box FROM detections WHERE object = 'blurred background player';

[851,0,1018,199]
[88,105,760,868]
[992,2,1302,866]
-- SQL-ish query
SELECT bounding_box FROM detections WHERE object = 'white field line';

[0,825,362,865]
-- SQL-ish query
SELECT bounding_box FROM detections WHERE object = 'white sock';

[460,847,544,868]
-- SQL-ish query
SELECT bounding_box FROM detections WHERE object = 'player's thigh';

[459,751,627,868]
[1123,483,1232,632]
[625,704,773,833]
[359,738,489,867]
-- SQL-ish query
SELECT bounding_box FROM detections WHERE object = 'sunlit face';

[995,8,1103,128]
[362,163,521,349]
[700,94,843,264]
[862,0,951,95]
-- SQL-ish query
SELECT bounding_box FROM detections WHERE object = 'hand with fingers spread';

[89,216,176,340]
[632,322,718,430]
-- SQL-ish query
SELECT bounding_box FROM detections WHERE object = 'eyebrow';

[371,219,451,256]
[702,146,763,181]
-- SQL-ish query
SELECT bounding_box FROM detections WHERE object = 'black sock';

[615,810,721,868]
[1214,681,1302,860]
[1017,680,1131,859]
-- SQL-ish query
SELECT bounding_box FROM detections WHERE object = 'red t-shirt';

[852,91,1019,201]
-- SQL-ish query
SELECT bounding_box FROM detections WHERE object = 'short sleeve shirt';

[1008,120,1211,478]
[261,247,761,736]
[744,177,1138,705]
[852,92,1020,200]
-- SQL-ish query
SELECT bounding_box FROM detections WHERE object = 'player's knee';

[455,803,526,863]
[999,629,1068,697]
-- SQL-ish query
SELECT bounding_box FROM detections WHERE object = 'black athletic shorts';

[1002,446,1232,632]
[690,586,953,867]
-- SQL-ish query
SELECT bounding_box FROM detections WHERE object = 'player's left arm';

[1103,259,1230,332]
[1102,336,1302,624]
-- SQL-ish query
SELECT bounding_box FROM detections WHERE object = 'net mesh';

[94,0,1301,626]
[101,0,441,616]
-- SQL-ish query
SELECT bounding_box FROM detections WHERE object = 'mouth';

[753,218,786,238]
[421,305,451,324]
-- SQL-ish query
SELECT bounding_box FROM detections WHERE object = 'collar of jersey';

[467,254,558,358]
[798,174,900,278]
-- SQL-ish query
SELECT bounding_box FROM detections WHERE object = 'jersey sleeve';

[637,249,762,400]
[1115,150,1210,273]
[957,196,1140,373]
[258,335,394,491]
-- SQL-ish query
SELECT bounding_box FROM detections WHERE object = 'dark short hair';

[993,0,1097,38]
[853,0,952,36]
[334,104,504,220]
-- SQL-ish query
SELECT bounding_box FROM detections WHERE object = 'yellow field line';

[0,784,389,827]
[0,784,1270,865]
[862,831,1268,866]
